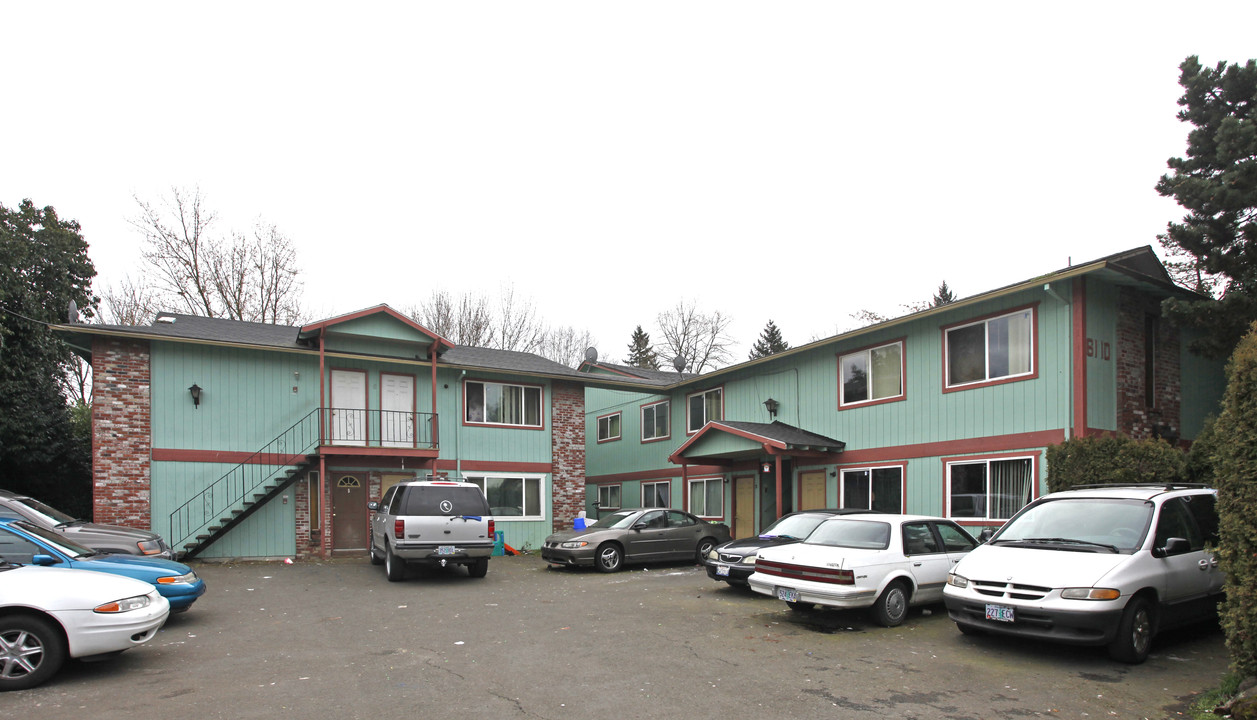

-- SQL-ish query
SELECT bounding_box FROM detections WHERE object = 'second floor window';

[597,413,621,442]
[687,388,723,433]
[465,381,542,427]
[641,400,670,441]
[839,341,904,406]
[946,308,1034,388]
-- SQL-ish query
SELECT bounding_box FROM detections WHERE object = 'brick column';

[91,337,152,528]
[1115,288,1182,443]
[550,381,587,532]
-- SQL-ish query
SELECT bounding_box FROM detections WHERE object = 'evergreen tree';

[1155,56,1257,359]
[625,325,660,370]
[748,320,790,359]
[0,200,97,517]
[932,280,957,306]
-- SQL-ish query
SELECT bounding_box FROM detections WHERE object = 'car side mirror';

[977,528,994,544]
[32,554,59,566]
[1152,537,1190,558]
[633,522,648,531]
[367,502,379,512]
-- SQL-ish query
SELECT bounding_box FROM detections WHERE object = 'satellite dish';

[672,355,686,373]
[584,347,598,363]
[67,300,79,324]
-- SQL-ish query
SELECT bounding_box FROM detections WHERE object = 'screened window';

[688,477,723,518]
[597,413,621,442]
[947,457,1034,520]
[597,484,621,510]
[841,466,903,513]
[946,309,1033,387]
[465,381,543,427]
[642,481,671,508]
[687,388,723,433]
[641,400,670,441]
[467,475,544,519]
[840,342,903,406]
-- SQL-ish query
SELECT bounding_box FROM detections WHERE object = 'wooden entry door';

[800,471,827,510]
[733,476,754,539]
[380,373,415,448]
[332,474,368,553]
[330,369,368,446]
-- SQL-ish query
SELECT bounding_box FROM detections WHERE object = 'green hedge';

[1045,435,1185,493]
[1214,323,1257,677]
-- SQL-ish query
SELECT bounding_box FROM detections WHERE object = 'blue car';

[0,516,206,612]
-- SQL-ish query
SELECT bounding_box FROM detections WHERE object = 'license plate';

[985,603,1015,622]
[716,564,730,577]
[437,545,457,556]
[776,587,800,603]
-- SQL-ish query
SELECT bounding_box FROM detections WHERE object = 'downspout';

[318,330,328,558]
[429,342,439,452]
[456,370,465,479]
[1071,279,1088,439]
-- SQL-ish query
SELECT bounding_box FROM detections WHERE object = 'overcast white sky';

[4,2,1255,363]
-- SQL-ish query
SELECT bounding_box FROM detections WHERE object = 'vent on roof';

[155,315,176,324]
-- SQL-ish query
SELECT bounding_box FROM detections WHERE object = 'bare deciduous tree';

[99,275,161,325]
[409,290,494,346]
[538,325,596,368]
[126,187,303,324]
[494,285,544,354]
[656,300,733,373]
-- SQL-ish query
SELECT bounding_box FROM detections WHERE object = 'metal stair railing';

[168,408,321,556]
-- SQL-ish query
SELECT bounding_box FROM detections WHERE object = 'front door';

[332,474,368,553]
[380,373,415,448]
[733,476,754,539]
[330,369,367,446]
[800,471,826,510]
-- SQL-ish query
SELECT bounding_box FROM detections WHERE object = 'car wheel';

[467,558,489,578]
[0,614,67,692]
[871,581,910,627]
[384,541,406,582]
[368,536,384,566]
[695,538,717,563]
[1108,596,1154,664]
[595,543,623,573]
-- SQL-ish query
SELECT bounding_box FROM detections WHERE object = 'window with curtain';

[597,413,621,442]
[840,341,904,406]
[688,477,723,518]
[947,457,1033,520]
[465,381,543,427]
[687,388,723,433]
[467,475,544,519]
[642,481,671,508]
[597,484,621,510]
[946,309,1033,388]
[841,467,903,512]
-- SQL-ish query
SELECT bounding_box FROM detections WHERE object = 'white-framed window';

[688,477,723,519]
[945,308,1035,388]
[642,480,671,508]
[840,466,904,513]
[687,387,723,433]
[946,456,1034,520]
[465,380,543,427]
[467,473,545,520]
[839,341,904,407]
[597,484,621,510]
[597,412,621,442]
[641,400,670,442]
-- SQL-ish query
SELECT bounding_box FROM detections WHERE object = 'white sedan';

[1,563,170,690]
[748,514,978,626]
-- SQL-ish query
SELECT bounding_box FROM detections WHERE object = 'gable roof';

[670,420,846,465]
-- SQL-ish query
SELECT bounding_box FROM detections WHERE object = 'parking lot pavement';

[9,554,1229,719]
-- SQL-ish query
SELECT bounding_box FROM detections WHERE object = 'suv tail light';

[488,518,495,538]
[393,519,404,539]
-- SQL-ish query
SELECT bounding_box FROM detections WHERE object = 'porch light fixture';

[763,398,779,418]
[188,383,202,409]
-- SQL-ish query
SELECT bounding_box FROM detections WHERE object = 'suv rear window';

[396,486,491,516]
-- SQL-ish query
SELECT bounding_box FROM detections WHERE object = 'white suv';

[943,484,1221,663]
[367,480,495,582]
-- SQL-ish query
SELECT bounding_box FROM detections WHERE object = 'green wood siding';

[1085,279,1119,431]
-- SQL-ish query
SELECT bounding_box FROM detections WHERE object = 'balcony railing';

[322,408,439,449]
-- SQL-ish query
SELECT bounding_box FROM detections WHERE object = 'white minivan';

[943,484,1222,663]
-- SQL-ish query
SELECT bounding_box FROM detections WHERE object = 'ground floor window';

[642,480,670,508]
[688,477,723,518]
[840,466,903,513]
[597,484,621,511]
[946,456,1034,520]
[467,474,544,519]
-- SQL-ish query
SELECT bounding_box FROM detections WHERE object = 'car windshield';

[13,496,76,526]
[805,519,892,550]
[991,498,1153,553]
[589,510,641,530]
[759,514,830,541]
[12,520,96,558]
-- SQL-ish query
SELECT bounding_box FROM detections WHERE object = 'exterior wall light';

[189,383,202,408]
[763,398,779,418]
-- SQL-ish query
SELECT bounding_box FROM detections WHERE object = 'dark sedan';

[705,509,875,586]
[543,508,731,573]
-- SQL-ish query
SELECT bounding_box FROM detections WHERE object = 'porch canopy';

[668,421,845,521]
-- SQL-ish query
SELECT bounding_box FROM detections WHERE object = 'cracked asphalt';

[9,554,1228,719]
